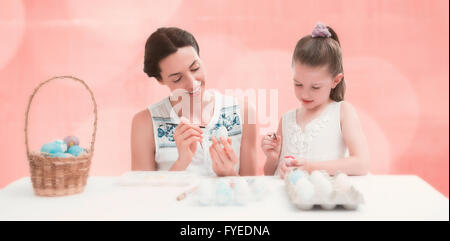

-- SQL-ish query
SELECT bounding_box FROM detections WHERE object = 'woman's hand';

[210,136,238,176]
[279,157,307,179]
[261,133,282,161]
[172,117,203,170]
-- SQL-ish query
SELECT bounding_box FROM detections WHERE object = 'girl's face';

[158,46,206,100]
[292,61,343,111]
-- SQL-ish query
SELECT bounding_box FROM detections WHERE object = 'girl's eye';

[295,84,302,87]
[191,67,200,72]
[312,86,320,90]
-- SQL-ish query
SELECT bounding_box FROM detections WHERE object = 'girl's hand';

[261,132,281,161]
[173,117,203,168]
[210,136,238,176]
[279,157,307,179]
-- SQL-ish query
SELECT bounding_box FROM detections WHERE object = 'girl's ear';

[332,73,344,88]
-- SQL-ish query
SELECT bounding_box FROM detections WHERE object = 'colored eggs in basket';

[41,139,67,154]
[67,145,85,157]
[63,136,79,148]
[40,136,85,157]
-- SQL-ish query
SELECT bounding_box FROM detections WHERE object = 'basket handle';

[25,76,98,158]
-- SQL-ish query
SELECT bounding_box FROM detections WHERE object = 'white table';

[0,174,448,220]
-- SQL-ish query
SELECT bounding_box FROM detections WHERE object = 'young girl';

[262,23,370,178]
[131,27,257,176]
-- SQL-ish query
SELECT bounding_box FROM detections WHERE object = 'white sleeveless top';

[148,91,242,176]
[276,101,349,175]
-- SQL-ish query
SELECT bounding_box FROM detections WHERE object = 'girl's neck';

[301,99,333,115]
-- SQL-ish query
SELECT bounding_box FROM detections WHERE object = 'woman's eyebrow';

[167,60,198,78]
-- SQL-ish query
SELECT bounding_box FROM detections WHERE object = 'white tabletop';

[0,174,448,221]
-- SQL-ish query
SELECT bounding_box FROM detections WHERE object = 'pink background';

[0,0,448,197]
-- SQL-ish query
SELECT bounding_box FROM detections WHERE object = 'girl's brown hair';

[292,25,345,102]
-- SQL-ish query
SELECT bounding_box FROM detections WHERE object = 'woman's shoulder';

[132,109,153,129]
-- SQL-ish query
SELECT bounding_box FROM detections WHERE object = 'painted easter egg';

[215,179,233,205]
[295,177,315,202]
[197,180,215,206]
[334,173,352,192]
[40,140,67,154]
[67,145,85,157]
[63,136,80,148]
[252,178,267,201]
[233,178,251,205]
[214,126,229,140]
[288,169,309,185]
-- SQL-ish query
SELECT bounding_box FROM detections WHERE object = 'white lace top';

[276,101,349,175]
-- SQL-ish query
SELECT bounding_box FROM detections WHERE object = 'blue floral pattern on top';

[210,105,242,138]
[153,117,178,148]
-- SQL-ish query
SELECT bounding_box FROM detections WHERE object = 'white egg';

[252,179,267,201]
[215,179,233,205]
[295,177,315,202]
[233,179,251,205]
[334,173,352,193]
[312,175,333,199]
[197,180,214,206]
[214,126,229,140]
[309,170,325,184]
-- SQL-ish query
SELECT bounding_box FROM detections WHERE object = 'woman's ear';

[332,73,344,88]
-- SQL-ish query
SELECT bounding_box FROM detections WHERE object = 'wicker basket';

[25,76,98,197]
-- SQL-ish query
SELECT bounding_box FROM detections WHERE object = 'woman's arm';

[131,109,156,171]
[305,102,370,175]
[238,99,258,176]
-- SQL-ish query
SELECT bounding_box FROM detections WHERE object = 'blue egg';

[67,145,85,157]
[288,170,308,185]
[41,141,66,154]
[216,180,233,205]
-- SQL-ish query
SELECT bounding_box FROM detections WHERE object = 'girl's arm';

[131,109,156,171]
[237,99,258,176]
[263,119,282,175]
[305,102,370,175]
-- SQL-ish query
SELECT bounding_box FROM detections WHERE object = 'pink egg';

[63,136,80,148]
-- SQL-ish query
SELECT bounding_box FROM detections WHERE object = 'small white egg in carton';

[285,170,364,210]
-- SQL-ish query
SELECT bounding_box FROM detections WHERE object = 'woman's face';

[292,61,342,110]
[158,46,206,100]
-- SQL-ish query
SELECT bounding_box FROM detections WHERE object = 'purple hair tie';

[311,22,332,38]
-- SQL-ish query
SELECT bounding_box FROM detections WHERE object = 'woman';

[131,27,257,176]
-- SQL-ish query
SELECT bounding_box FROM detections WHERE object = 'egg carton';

[285,171,364,210]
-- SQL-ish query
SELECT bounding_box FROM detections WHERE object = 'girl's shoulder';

[338,101,359,123]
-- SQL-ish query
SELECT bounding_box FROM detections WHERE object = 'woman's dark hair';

[143,27,200,80]
[292,26,345,101]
